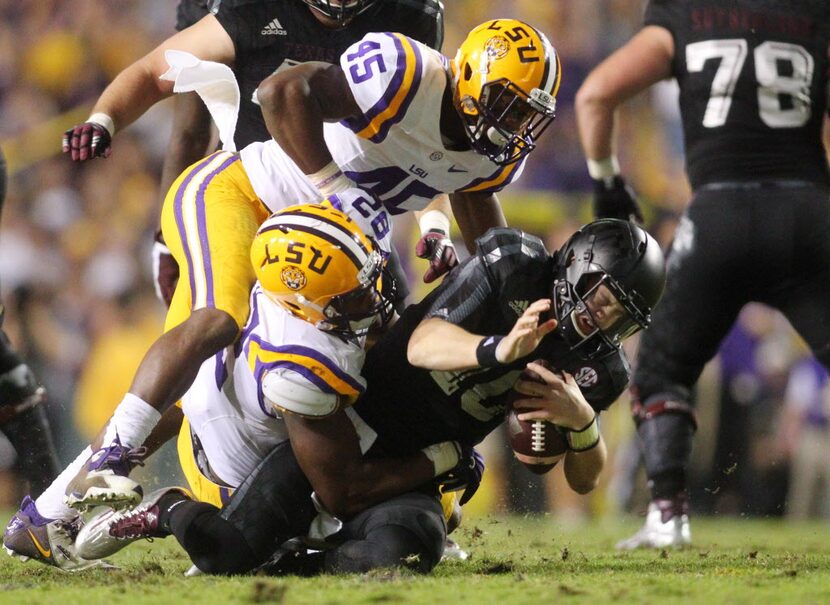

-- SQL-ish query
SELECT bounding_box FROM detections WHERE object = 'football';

[505,360,568,474]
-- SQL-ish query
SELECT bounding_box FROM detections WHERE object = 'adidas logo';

[508,300,529,316]
[261,17,287,36]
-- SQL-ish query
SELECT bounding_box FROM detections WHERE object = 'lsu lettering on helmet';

[451,19,561,166]
[300,0,378,23]
[553,219,666,360]
[251,203,393,338]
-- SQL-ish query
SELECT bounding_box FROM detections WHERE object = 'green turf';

[2,515,829,605]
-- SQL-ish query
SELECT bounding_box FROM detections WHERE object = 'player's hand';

[592,175,643,223]
[437,444,485,506]
[512,362,595,430]
[62,121,112,161]
[495,299,558,364]
[415,229,458,283]
[152,230,179,308]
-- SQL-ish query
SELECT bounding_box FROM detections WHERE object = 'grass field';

[2,514,829,605]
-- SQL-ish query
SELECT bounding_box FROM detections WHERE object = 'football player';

[575,0,830,548]
[49,20,562,518]
[153,0,445,308]
[0,146,60,511]
[4,202,469,571]
[75,219,666,575]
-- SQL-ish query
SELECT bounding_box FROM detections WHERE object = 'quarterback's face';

[572,284,626,338]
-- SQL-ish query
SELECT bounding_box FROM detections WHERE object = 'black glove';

[415,229,458,284]
[436,445,485,506]
[592,175,644,223]
[152,230,179,308]
[62,121,112,161]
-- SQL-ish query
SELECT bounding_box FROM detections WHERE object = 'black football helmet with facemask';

[300,0,378,24]
[552,219,666,360]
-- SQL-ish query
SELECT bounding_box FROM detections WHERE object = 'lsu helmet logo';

[484,36,510,62]
[280,265,307,291]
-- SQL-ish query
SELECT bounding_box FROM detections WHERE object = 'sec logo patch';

[574,366,598,388]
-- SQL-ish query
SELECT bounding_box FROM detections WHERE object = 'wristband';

[475,335,504,368]
[421,441,460,476]
[586,156,620,181]
[307,161,356,196]
[88,112,115,136]
[566,415,600,452]
[418,209,451,236]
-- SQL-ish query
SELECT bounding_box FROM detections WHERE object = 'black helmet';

[301,0,378,23]
[552,219,666,360]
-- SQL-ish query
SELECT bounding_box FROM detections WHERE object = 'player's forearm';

[450,193,506,253]
[563,437,607,494]
[407,318,483,370]
[575,77,616,160]
[257,64,336,174]
[91,58,175,134]
[323,455,436,519]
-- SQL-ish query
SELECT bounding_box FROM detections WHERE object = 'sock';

[3,405,60,496]
[34,446,91,520]
[100,393,162,449]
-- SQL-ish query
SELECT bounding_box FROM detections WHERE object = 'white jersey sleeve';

[339,32,430,144]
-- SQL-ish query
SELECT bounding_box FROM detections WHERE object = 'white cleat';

[75,487,188,560]
[441,538,469,561]
[616,499,691,550]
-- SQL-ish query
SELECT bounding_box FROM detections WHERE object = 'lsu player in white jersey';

[68,205,471,571]
[40,19,560,519]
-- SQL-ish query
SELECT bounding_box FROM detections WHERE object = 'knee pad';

[331,496,447,573]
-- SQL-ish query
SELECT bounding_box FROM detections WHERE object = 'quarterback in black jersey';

[96,220,664,576]
[575,0,830,549]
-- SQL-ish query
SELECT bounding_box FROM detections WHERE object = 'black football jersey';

[354,229,630,455]
[207,0,443,148]
[645,0,830,188]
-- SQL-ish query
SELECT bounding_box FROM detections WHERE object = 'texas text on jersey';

[352,228,631,454]
[646,0,830,188]
[210,0,443,148]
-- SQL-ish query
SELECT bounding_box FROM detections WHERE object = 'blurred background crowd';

[0,0,828,523]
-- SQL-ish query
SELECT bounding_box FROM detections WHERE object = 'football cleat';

[65,436,147,512]
[3,496,107,571]
[74,487,188,560]
[616,496,691,550]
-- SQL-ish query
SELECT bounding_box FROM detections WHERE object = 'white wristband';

[88,112,115,136]
[421,441,460,476]
[418,209,451,236]
[307,161,357,196]
[586,156,620,181]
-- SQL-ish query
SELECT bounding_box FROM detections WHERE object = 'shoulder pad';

[475,228,549,270]
[339,32,429,143]
[262,369,340,418]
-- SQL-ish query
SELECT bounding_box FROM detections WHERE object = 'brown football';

[504,360,568,474]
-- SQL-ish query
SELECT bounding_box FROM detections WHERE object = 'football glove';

[436,445,485,506]
[62,121,112,161]
[592,175,644,223]
[415,229,458,283]
[152,230,179,308]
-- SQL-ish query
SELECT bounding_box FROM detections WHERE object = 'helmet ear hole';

[464,63,473,81]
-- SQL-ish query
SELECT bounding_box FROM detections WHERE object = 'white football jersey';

[241,32,526,217]
[181,284,366,488]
